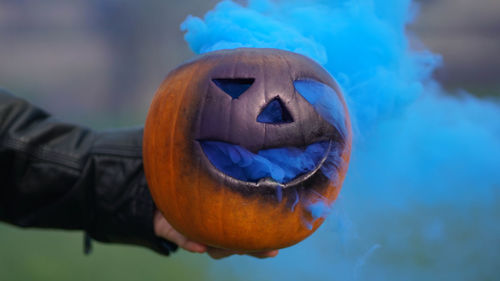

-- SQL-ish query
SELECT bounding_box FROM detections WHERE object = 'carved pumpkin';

[143,48,352,251]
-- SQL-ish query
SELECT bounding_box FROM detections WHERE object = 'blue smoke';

[200,140,330,184]
[294,79,347,137]
[181,0,500,280]
[200,78,347,186]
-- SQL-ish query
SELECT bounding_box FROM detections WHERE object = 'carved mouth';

[198,140,334,187]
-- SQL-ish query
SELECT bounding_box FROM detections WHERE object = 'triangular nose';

[257,97,293,124]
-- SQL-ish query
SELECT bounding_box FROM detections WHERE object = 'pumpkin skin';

[143,48,352,251]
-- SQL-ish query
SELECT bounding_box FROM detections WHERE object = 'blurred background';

[0,0,499,280]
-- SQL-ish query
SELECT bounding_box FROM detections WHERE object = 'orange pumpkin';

[143,48,352,251]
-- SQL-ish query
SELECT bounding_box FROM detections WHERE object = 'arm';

[0,89,278,259]
[0,89,177,255]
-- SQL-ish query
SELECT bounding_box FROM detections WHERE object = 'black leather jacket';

[0,89,177,255]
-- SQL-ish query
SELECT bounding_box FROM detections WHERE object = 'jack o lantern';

[144,48,352,251]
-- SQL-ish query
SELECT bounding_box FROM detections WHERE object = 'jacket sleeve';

[0,89,177,255]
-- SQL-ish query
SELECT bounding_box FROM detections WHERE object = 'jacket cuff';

[84,129,178,256]
[85,181,178,255]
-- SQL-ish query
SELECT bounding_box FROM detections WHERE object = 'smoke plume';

[181,0,500,280]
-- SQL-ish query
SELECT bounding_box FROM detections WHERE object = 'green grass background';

[0,224,211,281]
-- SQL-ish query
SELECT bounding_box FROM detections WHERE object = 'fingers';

[249,250,279,259]
[153,210,207,253]
[206,247,235,260]
[153,210,279,259]
[165,227,207,253]
[207,247,280,260]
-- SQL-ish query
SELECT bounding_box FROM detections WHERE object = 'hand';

[153,210,279,259]
[203,246,279,260]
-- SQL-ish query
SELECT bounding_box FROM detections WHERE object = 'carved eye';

[294,79,346,137]
[257,97,293,124]
[212,78,254,99]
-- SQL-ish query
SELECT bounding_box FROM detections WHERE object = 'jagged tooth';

[257,177,284,188]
